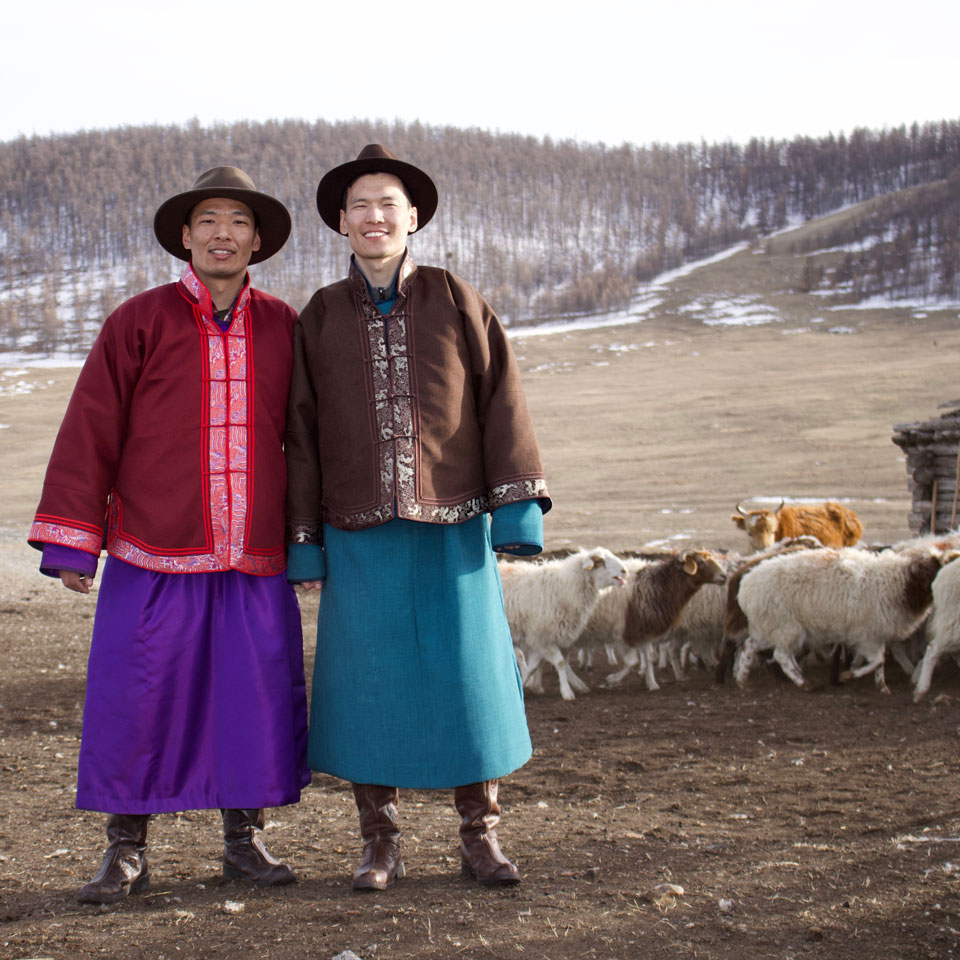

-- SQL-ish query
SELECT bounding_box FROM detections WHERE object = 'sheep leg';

[733,636,760,687]
[519,649,545,694]
[716,634,740,684]
[771,647,810,689]
[604,642,619,666]
[641,641,660,691]
[519,648,543,685]
[525,663,544,694]
[606,647,640,687]
[543,645,582,701]
[913,643,941,702]
[514,646,527,674]
[667,641,688,682]
[839,649,888,693]
[561,660,590,694]
[887,640,915,678]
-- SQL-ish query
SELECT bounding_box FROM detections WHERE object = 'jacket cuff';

[287,542,326,582]
[491,500,544,556]
[40,543,99,579]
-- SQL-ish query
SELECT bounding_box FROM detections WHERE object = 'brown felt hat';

[153,166,291,263]
[315,144,438,233]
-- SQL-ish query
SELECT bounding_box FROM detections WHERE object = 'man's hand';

[298,580,323,591]
[61,571,93,594]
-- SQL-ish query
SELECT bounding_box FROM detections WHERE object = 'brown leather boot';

[77,814,151,904]
[351,783,405,890]
[454,780,521,886]
[221,808,296,886]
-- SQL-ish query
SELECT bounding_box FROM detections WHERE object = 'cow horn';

[775,499,785,514]
[735,503,747,516]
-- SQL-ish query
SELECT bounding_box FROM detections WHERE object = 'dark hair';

[340,172,413,213]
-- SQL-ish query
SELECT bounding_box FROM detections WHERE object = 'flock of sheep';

[499,501,960,702]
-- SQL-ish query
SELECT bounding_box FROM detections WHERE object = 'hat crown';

[354,144,399,164]
[191,165,258,193]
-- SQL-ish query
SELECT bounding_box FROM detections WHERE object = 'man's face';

[182,197,261,288]
[339,173,417,268]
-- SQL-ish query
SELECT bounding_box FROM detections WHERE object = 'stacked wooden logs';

[892,400,960,534]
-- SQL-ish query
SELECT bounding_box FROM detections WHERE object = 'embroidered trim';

[288,522,322,545]
[181,264,252,570]
[29,521,102,555]
[107,536,284,575]
[488,478,551,512]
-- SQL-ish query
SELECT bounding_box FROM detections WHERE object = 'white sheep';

[500,547,627,700]
[734,545,954,693]
[912,556,960,701]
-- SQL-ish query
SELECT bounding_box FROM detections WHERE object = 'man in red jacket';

[29,167,309,903]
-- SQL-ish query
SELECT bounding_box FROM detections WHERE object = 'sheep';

[569,556,653,682]
[733,545,956,694]
[660,551,746,681]
[603,549,728,690]
[912,556,960,701]
[500,547,627,700]
[715,536,825,683]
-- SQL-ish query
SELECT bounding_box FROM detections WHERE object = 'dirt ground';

[2,238,960,959]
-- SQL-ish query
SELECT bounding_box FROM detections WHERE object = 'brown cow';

[731,500,862,551]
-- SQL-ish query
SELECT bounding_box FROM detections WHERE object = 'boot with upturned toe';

[221,808,296,886]
[77,813,151,904]
[351,783,405,890]
[454,779,521,886]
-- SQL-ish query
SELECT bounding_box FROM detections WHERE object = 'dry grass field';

[2,225,959,959]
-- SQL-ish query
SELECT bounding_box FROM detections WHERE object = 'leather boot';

[77,814,151,904]
[454,780,521,886]
[351,783,405,890]
[221,808,296,886]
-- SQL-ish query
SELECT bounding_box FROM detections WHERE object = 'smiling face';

[181,197,261,291]
[339,173,417,276]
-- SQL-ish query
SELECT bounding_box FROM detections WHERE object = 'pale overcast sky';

[4,0,957,147]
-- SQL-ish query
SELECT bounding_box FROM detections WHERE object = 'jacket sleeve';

[450,275,552,515]
[285,313,325,547]
[28,307,144,555]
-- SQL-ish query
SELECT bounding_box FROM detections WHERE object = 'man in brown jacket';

[286,144,550,890]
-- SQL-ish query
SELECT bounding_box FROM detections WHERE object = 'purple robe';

[72,555,309,813]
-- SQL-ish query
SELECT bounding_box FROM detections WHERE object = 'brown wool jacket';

[286,256,550,543]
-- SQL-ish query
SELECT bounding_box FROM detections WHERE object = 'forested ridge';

[2,116,959,354]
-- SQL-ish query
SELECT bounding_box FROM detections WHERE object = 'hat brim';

[154,187,292,263]
[316,157,438,233]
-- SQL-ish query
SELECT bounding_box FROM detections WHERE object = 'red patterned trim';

[180,264,253,571]
[108,536,284,575]
[29,521,102,555]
